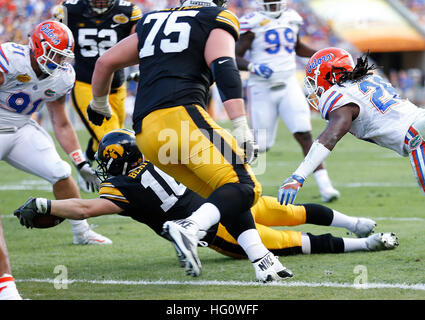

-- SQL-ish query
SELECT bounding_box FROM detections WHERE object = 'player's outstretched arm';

[15,197,122,225]
[278,105,356,204]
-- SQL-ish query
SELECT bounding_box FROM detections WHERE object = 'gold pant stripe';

[183,104,256,188]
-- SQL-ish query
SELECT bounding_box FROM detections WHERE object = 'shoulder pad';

[130,4,142,22]
[283,8,303,25]
[239,11,271,33]
[215,9,240,41]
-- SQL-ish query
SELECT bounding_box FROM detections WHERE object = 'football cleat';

[73,227,112,245]
[253,252,293,283]
[162,219,202,277]
[353,217,377,238]
[0,276,22,300]
[172,241,186,268]
[366,232,399,251]
[320,187,340,203]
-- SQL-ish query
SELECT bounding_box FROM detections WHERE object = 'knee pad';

[50,160,72,185]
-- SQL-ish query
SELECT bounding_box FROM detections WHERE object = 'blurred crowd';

[1,0,425,109]
[400,0,425,26]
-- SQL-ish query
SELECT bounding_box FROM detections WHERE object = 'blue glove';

[277,175,305,205]
[248,63,273,79]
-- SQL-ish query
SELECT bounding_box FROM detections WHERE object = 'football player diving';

[53,0,142,192]
[14,129,399,281]
[278,48,425,205]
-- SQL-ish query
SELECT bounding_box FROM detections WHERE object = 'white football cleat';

[0,277,22,300]
[353,218,377,238]
[73,228,112,245]
[366,232,399,251]
[253,252,293,283]
[162,219,202,277]
[320,187,340,203]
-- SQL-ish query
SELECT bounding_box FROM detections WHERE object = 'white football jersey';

[239,9,303,86]
[0,42,75,129]
[318,74,425,156]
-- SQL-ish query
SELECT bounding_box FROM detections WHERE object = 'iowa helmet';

[95,129,143,180]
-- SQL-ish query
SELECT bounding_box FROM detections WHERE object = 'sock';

[301,234,311,254]
[68,219,90,234]
[188,202,221,231]
[0,274,21,300]
[343,238,368,252]
[330,210,358,232]
[237,229,269,262]
[314,169,333,190]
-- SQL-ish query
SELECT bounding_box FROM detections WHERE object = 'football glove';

[277,175,305,205]
[77,161,100,192]
[14,197,50,229]
[87,95,112,126]
[231,116,259,164]
[248,63,274,79]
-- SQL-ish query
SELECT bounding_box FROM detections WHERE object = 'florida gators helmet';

[256,0,287,18]
[95,129,144,180]
[304,47,355,109]
[29,20,75,76]
[88,0,117,15]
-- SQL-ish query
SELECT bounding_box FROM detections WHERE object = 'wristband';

[231,115,249,130]
[92,95,109,108]
[68,149,86,166]
[35,198,51,215]
[293,140,331,179]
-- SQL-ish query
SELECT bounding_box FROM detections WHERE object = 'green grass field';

[1,115,425,301]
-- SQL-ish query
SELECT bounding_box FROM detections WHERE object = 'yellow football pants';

[136,105,262,203]
[70,80,127,153]
[210,196,306,258]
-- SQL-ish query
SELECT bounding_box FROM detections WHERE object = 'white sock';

[330,210,358,232]
[314,169,333,190]
[301,234,311,254]
[343,238,368,252]
[237,229,269,262]
[187,203,220,231]
[68,219,90,234]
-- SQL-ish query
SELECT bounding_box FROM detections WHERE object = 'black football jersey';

[132,5,240,134]
[99,161,206,236]
[61,0,142,88]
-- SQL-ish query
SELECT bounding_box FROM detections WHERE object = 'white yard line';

[15,278,425,291]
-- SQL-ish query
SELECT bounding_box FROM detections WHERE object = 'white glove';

[87,95,112,126]
[77,161,100,192]
[231,116,259,164]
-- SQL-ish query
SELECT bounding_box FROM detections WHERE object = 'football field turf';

[1,115,424,300]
